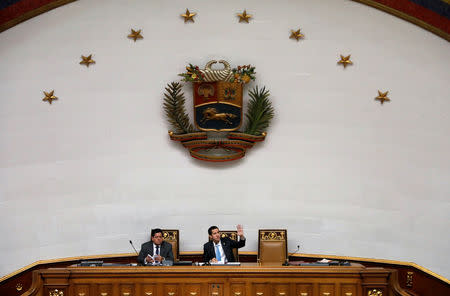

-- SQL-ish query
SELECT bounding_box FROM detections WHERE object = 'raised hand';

[236,224,244,237]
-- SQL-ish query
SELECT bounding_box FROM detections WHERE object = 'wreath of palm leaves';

[163,82,195,134]
[243,86,274,135]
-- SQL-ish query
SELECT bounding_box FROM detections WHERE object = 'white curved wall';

[0,0,449,278]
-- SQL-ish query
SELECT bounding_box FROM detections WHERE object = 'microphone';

[129,240,139,255]
[283,244,301,266]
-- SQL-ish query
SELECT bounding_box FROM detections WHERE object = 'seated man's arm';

[165,243,174,262]
[228,236,246,248]
[202,243,211,262]
[137,244,148,265]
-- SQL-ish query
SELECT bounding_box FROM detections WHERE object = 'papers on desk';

[197,262,241,266]
[211,262,241,266]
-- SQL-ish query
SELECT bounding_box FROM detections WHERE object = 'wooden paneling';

[183,283,202,296]
[163,284,179,296]
[318,284,335,296]
[141,284,157,296]
[296,283,313,296]
[18,265,416,296]
[251,283,270,296]
[98,284,113,296]
[272,283,290,296]
[2,253,449,296]
[341,284,358,296]
[209,282,224,296]
[230,283,246,296]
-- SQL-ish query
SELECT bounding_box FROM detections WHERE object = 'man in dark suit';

[202,225,246,263]
[137,228,174,265]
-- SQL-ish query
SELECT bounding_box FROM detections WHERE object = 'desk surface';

[46,262,371,276]
[28,264,404,296]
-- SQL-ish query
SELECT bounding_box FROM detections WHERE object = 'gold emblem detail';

[337,54,352,68]
[201,108,237,125]
[221,232,238,240]
[50,289,64,296]
[237,10,252,23]
[181,9,196,23]
[290,29,304,41]
[16,283,23,291]
[406,271,413,287]
[368,289,382,296]
[80,54,95,67]
[128,29,143,42]
[163,230,178,241]
[260,231,286,241]
[198,84,215,98]
[375,90,390,105]
[42,90,58,104]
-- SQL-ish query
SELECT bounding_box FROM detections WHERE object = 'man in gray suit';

[137,228,174,265]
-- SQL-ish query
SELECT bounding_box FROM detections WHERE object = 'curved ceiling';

[0,0,449,40]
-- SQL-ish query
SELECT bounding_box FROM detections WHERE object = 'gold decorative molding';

[163,230,178,241]
[406,271,413,287]
[367,289,382,296]
[260,230,286,241]
[350,0,450,41]
[221,231,238,241]
[0,0,77,34]
[1,251,448,285]
[50,289,64,296]
[16,283,23,291]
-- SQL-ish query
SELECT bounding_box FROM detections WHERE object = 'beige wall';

[0,0,449,278]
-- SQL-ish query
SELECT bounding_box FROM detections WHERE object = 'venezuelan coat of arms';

[163,59,274,162]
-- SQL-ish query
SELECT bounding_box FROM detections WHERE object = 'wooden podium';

[24,264,408,296]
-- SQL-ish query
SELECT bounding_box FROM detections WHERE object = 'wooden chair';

[258,229,287,266]
[209,230,240,262]
[162,229,179,262]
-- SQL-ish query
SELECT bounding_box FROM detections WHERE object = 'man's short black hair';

[208,226,219,236]
[151,228,163,237]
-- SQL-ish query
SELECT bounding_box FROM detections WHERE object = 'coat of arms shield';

[194,81,243,131]
[164,59,274,162]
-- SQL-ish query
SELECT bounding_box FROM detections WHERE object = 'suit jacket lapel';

[209,241,215,258]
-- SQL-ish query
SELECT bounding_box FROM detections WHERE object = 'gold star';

[238,10,252,23]
[128,29,143,42]
[181,9,196,23]
[42,90,58,104]
[290,29,304,41]
[337,54,352,68]
[375,90,390,105]
[80,54,95,67]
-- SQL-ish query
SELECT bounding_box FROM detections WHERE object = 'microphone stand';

[283,245,300,266]
[129,240,139,255]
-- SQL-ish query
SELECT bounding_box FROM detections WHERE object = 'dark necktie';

[156,245,160,256]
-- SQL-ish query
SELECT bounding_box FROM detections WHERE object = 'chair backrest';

[162,229,179,262]
[258,229,287,266]
[209,230,239,262]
